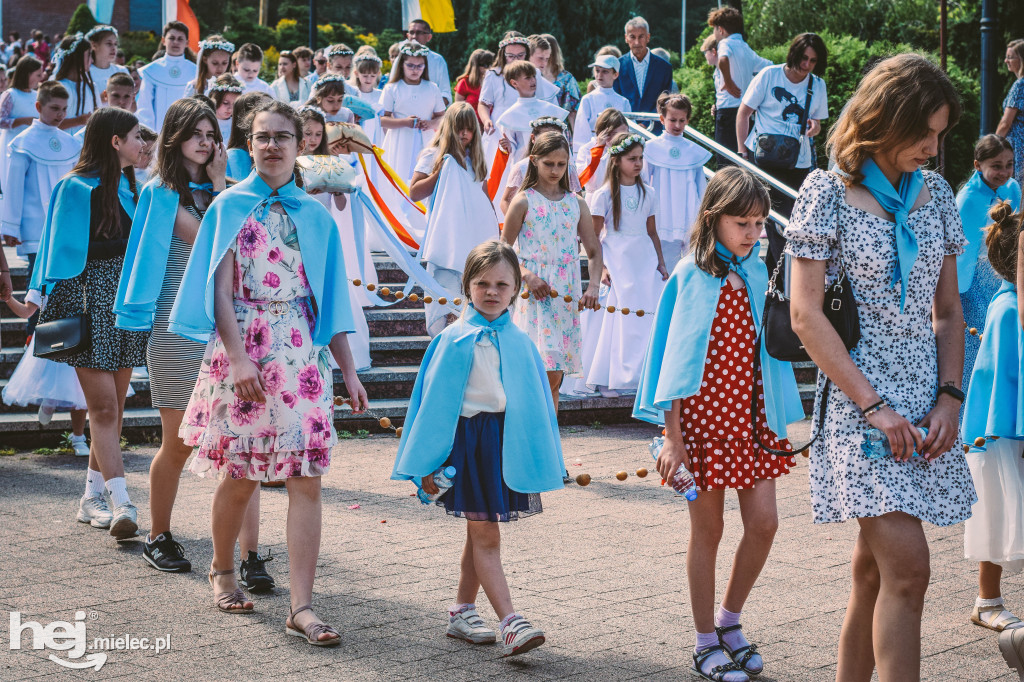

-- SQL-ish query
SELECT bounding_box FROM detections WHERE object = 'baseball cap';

[589,54,619,71]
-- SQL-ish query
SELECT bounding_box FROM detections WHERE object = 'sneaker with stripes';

[446,607,496,644]
[500,614,545,657]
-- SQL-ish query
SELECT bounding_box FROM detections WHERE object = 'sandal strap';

[290,604,314,620]
[215,588,250,610]
[693,647,744,681]
[209,566,235,577]
[305,621,340,640]
[715,623,744,635]
[730,642,759,666]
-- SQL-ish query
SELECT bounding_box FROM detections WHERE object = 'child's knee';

[468,521,501,550]
[744,514,778,540]
[692,520,725,546]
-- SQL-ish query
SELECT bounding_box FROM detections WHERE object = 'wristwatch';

[937,385,965,403]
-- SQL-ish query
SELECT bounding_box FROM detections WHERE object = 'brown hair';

[527,35,551,59]
[604,132,648,231]
[156,98,221,207]
[427,102,488,180]
[494,31,530,73]
[208,73,243,109]
[36,80,69,106]
[986,200,1024,283]
[53,35,96,115]
[106,72,135,91]
[298,107,329,154]
[235,43,263,65]
[393,40,431,82]
[707,7,743,35]
[277,50,299,80]
[596,45,622,58]
[227,91,273,149]
[459,49,494,90]
[593,108,628,139]
[293,46,313,62]
[540,34,565,76]
[522,131,571,193]
[192,34,231,95]
[974,134,1014,163]
[828,54,962,185]
[70,107,140,239]
[689,166,771,278]
[503,59,536,84]
[657,92,692,118]
[461,240,522,309]
[11,54,42,90]
[1008,39,1024,77]
[785,33,828,76]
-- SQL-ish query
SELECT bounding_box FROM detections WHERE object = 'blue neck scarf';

[188,181,213,194]
[859,158,924,313]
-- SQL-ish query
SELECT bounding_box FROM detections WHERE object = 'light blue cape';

[961,280,1024,447]
[226,148,253,181]
[168,170,354,345]
[632,243,804,437]
[956,172,1021,294]
[391,307,565,493]
[29,173,138,293]
[113,179,181,330]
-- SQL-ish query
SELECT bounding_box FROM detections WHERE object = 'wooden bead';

[636,310,645,317]
[423,296,433,303]
[366,283,376,291]
[352,278,361,287]
[615,471,628,481]
[453,298,462,305]
[438,297,447,305]
[636,467,648,478]
[575,473,591,486]
[549,290,559,298]
[963,444,970,454]
[969,327,978,336]
[333,396,347,406]
[607,306,616,313]
[408,293,419,302]
[395,426,403,438]
[379,287,391,296]
[379,417,392,429]
[621,307,630,315]
[394,291,404,299]
[974,436,986,447]
[521,291,530,299]
[564,295,573,303]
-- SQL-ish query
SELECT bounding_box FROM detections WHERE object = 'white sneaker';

[76,495,112,529]
[70,435,89,457]
[37,404,56,426]
[501,615,545,657]
[446,608,496,644]
[109,502,139,539]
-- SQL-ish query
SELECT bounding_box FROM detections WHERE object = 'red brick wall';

[3,0,131,43]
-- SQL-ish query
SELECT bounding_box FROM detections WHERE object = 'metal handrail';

[623,115,791,230]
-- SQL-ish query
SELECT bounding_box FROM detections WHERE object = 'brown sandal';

[286,604,340,647]
[208,567,254,614]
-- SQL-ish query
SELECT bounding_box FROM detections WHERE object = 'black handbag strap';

[799,73,815,134]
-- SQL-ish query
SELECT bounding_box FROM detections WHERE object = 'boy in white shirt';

[707,6,771,156]
[137,21,197,130]
[573,54,631,152]
[233,43,273,95]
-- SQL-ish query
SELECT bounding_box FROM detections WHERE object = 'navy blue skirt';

[439,412,542,522]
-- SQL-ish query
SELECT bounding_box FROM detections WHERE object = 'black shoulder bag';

[753,73,815,171]
[34,283,91,360]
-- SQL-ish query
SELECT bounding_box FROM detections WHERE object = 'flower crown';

[608,133,646,156]
[52,33,86,69]
[314,74,348,90]
[85,25,117,41]
[530,117,568,133]
[199,39,235,54]
[209,81,245,94]
[327,47,354,58]
[354,54,382,66]
[399,44,430,58]
[297,105,328,119]
[498,36,530,50]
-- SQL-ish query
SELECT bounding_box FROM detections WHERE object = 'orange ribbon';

[370,146,426,215]
[358,155,420,250]
[487,146,510,201]
[577,144,606,187]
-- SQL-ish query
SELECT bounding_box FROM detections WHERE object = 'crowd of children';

[1,10,1023,681]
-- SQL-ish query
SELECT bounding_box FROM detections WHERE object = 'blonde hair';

[540,34,564,76]
[603,132,648,231]
[522,131,571,193]
[427,102,488,181]
[594,108,628,139]
[461,240,522,309]
[828,53,962,185]
[689,166,771,278]
[1008,39,1024,77]
[986,200,1024,283]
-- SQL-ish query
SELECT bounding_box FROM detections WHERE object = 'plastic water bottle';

[416,466,457,504]
[861,427,928,459]
[649,436,698,501]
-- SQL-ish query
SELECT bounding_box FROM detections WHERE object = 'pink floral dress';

[182,208,337,481]
[511,188,583,375]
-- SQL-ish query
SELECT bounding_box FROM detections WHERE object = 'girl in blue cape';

[634,166,803,682]
[956,134,1021,391]
[169,100,369,645]
[115,98,275,580]
[31,107,148,541]
[392,241,564,658]
[961,200,1024,632]
[224,91,273,181]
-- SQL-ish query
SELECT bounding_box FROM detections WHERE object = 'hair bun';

[989,199,1016,225]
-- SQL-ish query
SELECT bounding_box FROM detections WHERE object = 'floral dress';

[512,188,583,375]
[182,208,337,481]
[784,169,977,525]
[1005,78,1024,187]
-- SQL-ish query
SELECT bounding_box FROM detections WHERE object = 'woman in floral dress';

[501,131,603,411]
[170,100,368,645]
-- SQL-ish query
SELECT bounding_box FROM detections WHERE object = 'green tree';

[67,4,98,36]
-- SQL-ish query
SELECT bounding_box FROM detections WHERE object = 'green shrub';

[67,4,98,36]
[120,31,160,64]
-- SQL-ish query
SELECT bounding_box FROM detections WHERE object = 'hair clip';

[530,117,568,133]
[354,54,382,66]
[327,47,355,58]
[199,39,235,54]
[399,44,430,57]
[498,36,530,50]
[608,133,646,156]
[85,25,117,41]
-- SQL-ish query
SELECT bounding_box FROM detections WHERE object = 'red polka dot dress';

[680,283,793,491]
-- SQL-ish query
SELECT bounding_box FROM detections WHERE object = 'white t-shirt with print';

[741,65,828,169]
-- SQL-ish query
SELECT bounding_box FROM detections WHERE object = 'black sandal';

[715,624,763,676]
[692,644,748,681]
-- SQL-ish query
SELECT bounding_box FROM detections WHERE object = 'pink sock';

[449,603,474,617]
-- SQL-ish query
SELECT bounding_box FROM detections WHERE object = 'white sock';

[105,477,131,508]
[85,469,105,498]
[977,597,1024,629]
[70,433,86,443]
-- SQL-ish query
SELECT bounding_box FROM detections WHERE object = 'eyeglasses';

[404,62,426,70]
[250,132,296,148]
[315,58,326,65]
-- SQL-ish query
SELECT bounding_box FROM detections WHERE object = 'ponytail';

[985,200,1024,283]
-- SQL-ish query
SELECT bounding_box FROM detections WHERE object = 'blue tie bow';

[254,194,303,221]
[189,182,214,194]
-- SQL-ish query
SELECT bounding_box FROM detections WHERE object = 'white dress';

[643,133,711,270]
[964,438,1024,573]
[0,88,38,215]
[784,169,977,525]
[479,69,519,165]
[585,183,663,390]
[380,79,446,182]
[58,78,98,135]
[137,55,197,131]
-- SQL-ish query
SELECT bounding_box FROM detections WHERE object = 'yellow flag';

[402,0,456,34]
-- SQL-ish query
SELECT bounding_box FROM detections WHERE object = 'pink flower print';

[209,351,230,382]
[228,398,266,426]
[297,263,310,290]
[186,401,210,428]
[281,390,298,408]
[290,328,304,347]
[297,364,324,401]
[238,216,268,257]
[244,316,272,360]
[263,271,281,289]
[267,247,283,263]
[536,205,548,218]
[309,448,330,467]
[233,256,243,290]
[304,407,332,447]
[228,462,247,479]
[262,361,286,396]
[256,425,278,440]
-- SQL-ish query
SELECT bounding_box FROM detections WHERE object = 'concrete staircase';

[0,249,818,447]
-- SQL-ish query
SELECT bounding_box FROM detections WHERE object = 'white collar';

[630,49,649,64]
[163,54,186,62]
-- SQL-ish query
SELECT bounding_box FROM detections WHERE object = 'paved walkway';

[1,422,1018,680]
